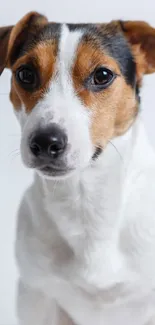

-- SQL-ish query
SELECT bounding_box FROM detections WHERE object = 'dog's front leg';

[17,279,76,325]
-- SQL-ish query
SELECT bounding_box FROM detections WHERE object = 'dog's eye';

[85,67,115,92]
[15,65,38,90]
[93,67,114,87]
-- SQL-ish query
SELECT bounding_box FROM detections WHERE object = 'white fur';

[18,25,93,173]
[15,26,155,325]
[16,115,155,325]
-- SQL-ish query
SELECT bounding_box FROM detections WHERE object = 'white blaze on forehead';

[58,24,83,90]
[20,24,93,171]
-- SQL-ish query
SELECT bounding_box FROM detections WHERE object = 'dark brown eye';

[93,67,114,86]
[15,65,38,90]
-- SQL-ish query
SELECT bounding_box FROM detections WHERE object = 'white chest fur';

[16,118,155,325]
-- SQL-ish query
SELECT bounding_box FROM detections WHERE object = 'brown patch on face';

[10,40,57,112]
[73,41,138,147]
[10,79,21,110]
[90,80,137,146]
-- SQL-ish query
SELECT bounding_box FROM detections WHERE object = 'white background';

[1,0,155,324]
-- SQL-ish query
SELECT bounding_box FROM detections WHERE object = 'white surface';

[0,1,155,324]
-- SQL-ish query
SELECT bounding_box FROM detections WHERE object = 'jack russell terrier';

[1,11,155,325]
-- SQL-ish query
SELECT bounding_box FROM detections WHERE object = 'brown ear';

[0,11,48,75]
[0,25,13,75]
[120,20,155,82]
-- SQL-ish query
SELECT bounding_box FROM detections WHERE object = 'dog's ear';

[0,12,48,75]
[0,25,13,75]
[119,20,155,83]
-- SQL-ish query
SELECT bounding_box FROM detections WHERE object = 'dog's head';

[1,12,155,178]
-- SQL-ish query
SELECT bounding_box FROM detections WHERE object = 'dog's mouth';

[31,146,103,178]
[38,165,73,178]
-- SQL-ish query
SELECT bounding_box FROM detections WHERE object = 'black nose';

[30,124,67,159]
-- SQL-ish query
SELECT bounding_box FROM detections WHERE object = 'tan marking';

[73,42,138,147]
[130,45,146,87]
[10,41,57,112]
[0,25,13,74]
[73,42,121,93]
[10,79,21,111]
[120,20,155,78]
[7,12,48,67]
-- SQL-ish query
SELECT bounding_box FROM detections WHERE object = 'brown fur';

[0,25,13,74]
[10,40,57,112]
[120,20,155,76]
[7,12,48,67]
[0,12,48,74]
[73,41,138,146]
[10,79,22,111]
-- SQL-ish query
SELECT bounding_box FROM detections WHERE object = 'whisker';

[108,140,123,161]
[8,149,20,158]
[52,179,58,196]
[8,152,20,166]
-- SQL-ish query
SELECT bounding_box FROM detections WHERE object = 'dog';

[1,11,155,325]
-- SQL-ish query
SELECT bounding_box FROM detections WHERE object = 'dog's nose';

[30,125,67,159]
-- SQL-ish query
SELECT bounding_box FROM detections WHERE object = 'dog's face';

[1,13,155,178]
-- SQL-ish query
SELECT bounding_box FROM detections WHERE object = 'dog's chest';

[44,168,122,254]
[20,169,155,325]
[43,170,155,288]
